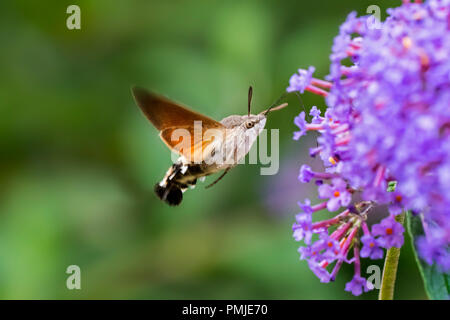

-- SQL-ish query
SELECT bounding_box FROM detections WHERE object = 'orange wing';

[131,86,225,162]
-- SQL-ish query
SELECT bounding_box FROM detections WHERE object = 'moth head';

[242,114,267,133]
[244,119,254,129]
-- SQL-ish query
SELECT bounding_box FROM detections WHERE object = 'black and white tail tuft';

[154,183,183,206]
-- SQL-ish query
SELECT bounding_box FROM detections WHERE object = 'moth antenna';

[248,86,253,116]
[261,92,288,115]
[267,103,288,113]
[205,168,231,189]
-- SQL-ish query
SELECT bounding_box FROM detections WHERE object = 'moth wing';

[131,86,224,130]
[160,125,225,162]
[131,86,225,162]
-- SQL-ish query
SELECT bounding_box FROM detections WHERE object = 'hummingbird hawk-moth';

[131,86,287,206]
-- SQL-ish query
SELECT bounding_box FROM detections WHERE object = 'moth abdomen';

[154,183,183,206]
[155,162,201,206]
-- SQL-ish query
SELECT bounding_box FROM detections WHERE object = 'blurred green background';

[0,0,426,299]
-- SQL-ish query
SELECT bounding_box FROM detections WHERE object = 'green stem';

[378,212,405,300]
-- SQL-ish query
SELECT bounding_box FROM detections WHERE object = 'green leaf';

[406,212,450,300]
[387,181,397,192]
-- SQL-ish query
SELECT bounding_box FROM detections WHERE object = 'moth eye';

[245,121,254,129]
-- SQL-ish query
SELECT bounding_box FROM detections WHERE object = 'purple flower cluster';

[288,0,450,295]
